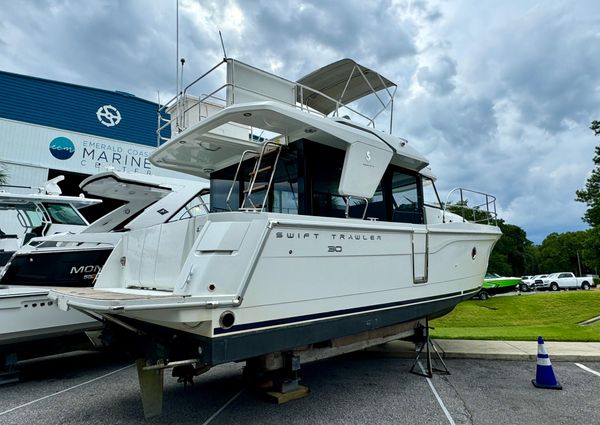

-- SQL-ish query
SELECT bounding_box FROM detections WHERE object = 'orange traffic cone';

[532,336,562,390]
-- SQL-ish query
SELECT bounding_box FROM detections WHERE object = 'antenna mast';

[175,0,181,131]
[219,30,228,59]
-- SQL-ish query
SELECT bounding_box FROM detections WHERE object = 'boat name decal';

[70,265,102,275]
[275,232,382,241]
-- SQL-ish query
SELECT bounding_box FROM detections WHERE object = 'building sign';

[80,139,151,171]
[2,118,160,175]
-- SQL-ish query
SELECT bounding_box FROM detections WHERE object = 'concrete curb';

[366,340,600,362]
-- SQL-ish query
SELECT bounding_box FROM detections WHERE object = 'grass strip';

[430,291,600,342]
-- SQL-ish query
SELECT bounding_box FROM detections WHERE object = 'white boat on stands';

[0,176,99,270]
[50,57,501,416]
[0,172,209,365]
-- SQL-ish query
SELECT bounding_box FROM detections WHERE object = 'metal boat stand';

[244,352,310,404]
[409,318,450,378]
[0,354,19,385]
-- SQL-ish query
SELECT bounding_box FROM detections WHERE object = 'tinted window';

[43,203,86,225]
[391,171,422,224]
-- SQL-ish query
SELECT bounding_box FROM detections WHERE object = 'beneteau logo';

[49,137,75,160]
[96,105,122,127]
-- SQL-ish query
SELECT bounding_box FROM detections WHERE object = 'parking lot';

[0,351,598,425]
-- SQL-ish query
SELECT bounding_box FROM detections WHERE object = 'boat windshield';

[42,202,87,225]
[0,202,43,234]
[210,140,429,224]
[169,190,211,221]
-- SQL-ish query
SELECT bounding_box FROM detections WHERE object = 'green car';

[476,273,521,300]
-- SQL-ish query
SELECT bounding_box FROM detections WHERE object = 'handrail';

[344,196,370,220]
[243,141,283,211]
[226,149,259,211]
[443,187,497,225]
[156,58,396,146]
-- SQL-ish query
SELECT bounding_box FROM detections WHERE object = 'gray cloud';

[416,55,457,95]
[0,0,599,244]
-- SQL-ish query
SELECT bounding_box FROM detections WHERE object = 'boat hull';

[1,248,113,287]
[0,287,101,349]
[101,287,477,366]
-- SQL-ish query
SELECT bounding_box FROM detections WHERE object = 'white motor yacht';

[50,58,501,415]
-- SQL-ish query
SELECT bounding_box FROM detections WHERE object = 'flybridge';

[156,57,399,146]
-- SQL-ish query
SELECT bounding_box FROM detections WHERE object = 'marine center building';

[0,70,188,215]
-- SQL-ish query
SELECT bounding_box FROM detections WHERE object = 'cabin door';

[412,230,428,283]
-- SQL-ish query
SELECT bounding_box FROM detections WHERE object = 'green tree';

[580,226,600,275]
[575,121,600,226]
[537,231,590,274]
[487,220,533,276]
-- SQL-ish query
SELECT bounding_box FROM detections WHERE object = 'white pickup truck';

[536,272,595,291]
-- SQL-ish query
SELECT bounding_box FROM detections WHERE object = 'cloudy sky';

[1,0,599,243]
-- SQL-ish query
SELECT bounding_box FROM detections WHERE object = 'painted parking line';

[574,363,600,377]
[201,389,244,425]
[418,361,456,425]
[0,363,134,417]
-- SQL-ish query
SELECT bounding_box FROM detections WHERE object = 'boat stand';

[244,353,310,404]
[409,318,450,378]
[0,353,19,385]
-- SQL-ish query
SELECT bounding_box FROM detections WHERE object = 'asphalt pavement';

[0,347,598,425]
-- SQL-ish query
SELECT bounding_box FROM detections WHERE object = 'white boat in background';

[1,171,210,288]
[0,172,209,375]
[50,57,501,416]
[0,176,99,270]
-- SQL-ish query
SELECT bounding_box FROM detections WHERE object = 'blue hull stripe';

[214,287,480,335]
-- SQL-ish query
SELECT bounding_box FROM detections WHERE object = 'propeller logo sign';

[96,104,122,127]
[49,137,75,160]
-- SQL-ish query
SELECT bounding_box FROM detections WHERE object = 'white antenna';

[175,0,180,131]
[219,30,228,59]
[176,0,179,99]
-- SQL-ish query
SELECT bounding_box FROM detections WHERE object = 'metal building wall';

[0,70,170,147]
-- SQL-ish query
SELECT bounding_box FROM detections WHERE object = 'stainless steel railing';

[443,188,497,224]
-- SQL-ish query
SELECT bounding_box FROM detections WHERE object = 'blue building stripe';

[0,70,170,146]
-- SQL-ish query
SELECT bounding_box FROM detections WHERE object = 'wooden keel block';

[265,385,310,404]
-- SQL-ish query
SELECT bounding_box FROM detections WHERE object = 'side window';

[365,183,385,221]
[309,143,347,218]
[169,191,210,221]
[271,145,300,214]
[391,171,422,224]
[422,177,442,209]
